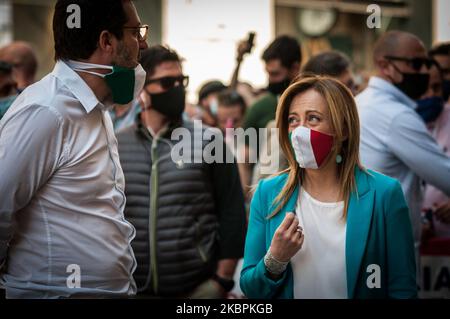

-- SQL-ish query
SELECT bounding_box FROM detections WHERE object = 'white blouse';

[291,188,347,299]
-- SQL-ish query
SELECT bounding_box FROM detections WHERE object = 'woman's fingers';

[286,216,299,235]
[277,212,296,233]
[298,233,305,247]
[292,228,303,242]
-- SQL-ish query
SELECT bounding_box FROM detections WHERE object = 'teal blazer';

[240,167,417,299]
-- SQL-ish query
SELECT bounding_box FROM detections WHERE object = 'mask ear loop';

[385,60,404,84]
[139,90,151,109]
[65,60,114,78]
[72,69,110,78]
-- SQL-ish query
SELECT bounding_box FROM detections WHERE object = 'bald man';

[0,41,37,92]
[356,31,450,271]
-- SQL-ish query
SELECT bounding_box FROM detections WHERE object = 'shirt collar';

[368,76,417,109]
[52,60,101,113]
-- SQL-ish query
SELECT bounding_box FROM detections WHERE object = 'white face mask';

[290,126,334,169]
[65,60,146,105]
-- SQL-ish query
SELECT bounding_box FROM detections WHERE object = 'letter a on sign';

[366,264,381,289]
[66,4,81,29]
[66,264,81,288]
[366,4,381,29]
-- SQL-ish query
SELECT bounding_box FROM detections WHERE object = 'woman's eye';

[288,117,298,125]
[308,115,321,122]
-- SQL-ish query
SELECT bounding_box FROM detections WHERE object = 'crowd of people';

[0,0,449,299]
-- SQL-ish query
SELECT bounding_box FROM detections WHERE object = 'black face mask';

[390,63,430,100]
[267,78,291,96]
[146,84,185,119]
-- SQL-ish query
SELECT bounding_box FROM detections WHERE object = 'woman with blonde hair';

[240,75,417,299]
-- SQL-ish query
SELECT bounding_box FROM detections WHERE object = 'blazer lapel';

[346,168,375,298]
[269,176,299,236]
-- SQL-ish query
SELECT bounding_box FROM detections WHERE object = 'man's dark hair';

[217,89,246,115]
[302,51,351,77]
[53,0,129,61]
[429,42,450,58]
[262,35,302,69]
[139,45,182,79]
[198,80,227,104]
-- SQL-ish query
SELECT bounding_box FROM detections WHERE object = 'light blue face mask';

[209,98,219,116]
[0,94,18,120]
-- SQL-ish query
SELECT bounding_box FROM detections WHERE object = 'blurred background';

[0,0,448,102]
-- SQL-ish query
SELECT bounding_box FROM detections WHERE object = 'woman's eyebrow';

[305,109,323,115]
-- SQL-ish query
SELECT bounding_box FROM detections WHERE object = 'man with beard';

[0,0,148,298]
[117,45,246,298]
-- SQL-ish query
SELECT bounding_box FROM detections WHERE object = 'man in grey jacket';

[0,0,148,298]
[117,45,247,298]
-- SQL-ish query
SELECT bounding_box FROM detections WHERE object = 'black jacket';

[117,117,246,296]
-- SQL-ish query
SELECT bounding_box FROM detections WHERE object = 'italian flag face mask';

[289,126,334,169]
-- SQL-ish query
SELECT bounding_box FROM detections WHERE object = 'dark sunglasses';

[0,61,13,73]
[146,75,189,90]
[384,55,433,72]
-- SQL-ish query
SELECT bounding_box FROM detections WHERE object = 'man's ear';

[98,30,114,54]
[376,58,391,77]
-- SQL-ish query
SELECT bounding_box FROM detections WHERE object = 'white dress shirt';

[0,60,137,298]
[291,188,347,299]
[356,76,450,247]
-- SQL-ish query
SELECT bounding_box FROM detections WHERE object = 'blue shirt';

[356,76,450,245]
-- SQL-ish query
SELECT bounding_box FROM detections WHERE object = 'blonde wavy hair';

[269,74,364,218]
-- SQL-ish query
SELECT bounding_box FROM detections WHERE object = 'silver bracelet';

[264,249,288,276]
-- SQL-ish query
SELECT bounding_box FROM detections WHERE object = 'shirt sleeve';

[211,141,247,260]
[387,111,450,195]
[0,105,65,265]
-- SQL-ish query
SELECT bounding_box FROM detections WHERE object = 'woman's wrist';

[264,248,289,276]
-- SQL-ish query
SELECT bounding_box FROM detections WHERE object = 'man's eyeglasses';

[384,55,433,72]
[146,75,189,90]
[123,25,149,42]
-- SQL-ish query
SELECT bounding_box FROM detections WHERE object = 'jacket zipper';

[150,137,159,294]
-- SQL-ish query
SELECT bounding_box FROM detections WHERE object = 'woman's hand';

[269,212,304,262]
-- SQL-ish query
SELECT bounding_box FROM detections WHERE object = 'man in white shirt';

[0,0,148,298]
[357,31,450,258]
